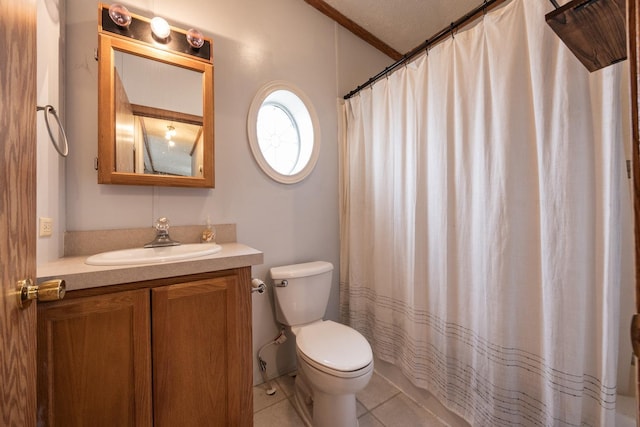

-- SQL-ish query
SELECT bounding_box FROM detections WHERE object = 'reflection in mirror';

[134,108,203,176]
[113,51,203,177]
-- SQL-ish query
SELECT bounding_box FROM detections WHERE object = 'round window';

[248,81,320,184]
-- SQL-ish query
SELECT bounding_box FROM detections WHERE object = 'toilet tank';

[270,261,333,327]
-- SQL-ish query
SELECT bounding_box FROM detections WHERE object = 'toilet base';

[292,370,313,427]
[292,366,362,427]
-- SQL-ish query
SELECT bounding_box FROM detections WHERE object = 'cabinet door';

[152,269,252,427]
[37,289,152,427]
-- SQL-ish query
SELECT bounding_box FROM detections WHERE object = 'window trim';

[247,81,321,184]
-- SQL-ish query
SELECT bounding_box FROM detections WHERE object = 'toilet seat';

[295,320,373,377]
[298,350,373,379]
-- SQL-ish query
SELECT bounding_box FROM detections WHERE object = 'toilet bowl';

[270,262,374,427]
[293,320,373,427]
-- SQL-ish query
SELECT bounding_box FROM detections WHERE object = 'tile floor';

[253,371,448,427]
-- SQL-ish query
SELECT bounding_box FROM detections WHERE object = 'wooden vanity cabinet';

[37,268,253,427]
[152,273,251,426]
[37,288,152,426]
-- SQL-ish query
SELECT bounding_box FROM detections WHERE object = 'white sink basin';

[85,243,222,266]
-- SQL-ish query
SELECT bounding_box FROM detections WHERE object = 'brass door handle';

[16,278,66,309]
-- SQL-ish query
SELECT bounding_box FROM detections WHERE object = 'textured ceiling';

[322,0,484,53]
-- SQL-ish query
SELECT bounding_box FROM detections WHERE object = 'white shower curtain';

[339,0,632,425]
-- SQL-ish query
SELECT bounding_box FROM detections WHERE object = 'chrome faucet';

[144,217,181,248]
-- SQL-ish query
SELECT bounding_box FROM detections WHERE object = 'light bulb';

[186,29,204,49]
[150,17,171,40]
[166,125,176,140]
[108,4,132,28]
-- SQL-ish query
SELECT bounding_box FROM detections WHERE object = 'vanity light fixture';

[186,29,205,49]
[150,16,171,40]
[108,4,132,28]
[99,4,212,63]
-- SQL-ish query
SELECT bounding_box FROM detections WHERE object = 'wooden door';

[37,290,152,426]
[0,0,38,424]
[152,268,253,427]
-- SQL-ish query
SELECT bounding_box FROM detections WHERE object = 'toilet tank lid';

[270,261,333,280]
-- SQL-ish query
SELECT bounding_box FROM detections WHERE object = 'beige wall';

[37,0,66,265]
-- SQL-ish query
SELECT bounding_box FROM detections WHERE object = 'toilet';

[270,261,373,427]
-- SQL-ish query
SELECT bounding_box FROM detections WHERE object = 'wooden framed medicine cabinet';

[97,3,215,187]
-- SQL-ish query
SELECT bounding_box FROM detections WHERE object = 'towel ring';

[37,105,69,157]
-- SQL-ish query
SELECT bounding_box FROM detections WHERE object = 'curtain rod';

[343,0,517,100]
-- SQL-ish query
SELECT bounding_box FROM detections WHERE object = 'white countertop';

[37,243,264,292]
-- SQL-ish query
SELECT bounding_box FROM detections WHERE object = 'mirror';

[97,8,214,187]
